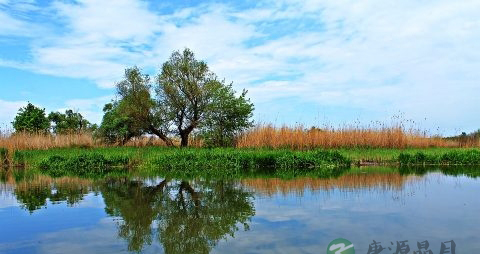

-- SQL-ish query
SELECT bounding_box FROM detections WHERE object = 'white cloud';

[0,100,27,128]
[1,0,480,132]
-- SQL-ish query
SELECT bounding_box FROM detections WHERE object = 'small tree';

[12,103,50,133]
[97,102,139,145]
[48,109,91,134]
[201,83,254,147]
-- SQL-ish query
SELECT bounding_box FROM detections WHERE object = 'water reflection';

[0,171,255,253]
[0,167,479,253]
[101,179,255,252]
[241,171,420,197]
[1,171,95,212]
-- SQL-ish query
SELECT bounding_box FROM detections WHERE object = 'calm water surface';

[0,168,479,253]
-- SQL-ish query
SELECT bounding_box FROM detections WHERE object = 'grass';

[38,154,131,177]
[0,147,7,166]
[336,147,480,163]
[8,146,480,179]
[14,147,352,178]
[398,150,480,165]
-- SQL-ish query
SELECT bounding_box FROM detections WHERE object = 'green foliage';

[201,83,254,147]
[96,49,255,147]
[12,102,50,133]
[156,48,219,146]
[155,48,254,147]
[151,149,351,178]
[18,147,350,178]
[398,150,480,165]
[116,67,157,137]
[0,148,7,166]
[98,67,173,146]
[39,153,130,177]
[97,102,141,145]
[13,150,26,166]
[48,109,92,134]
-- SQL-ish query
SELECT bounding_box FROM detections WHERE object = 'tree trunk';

[179,124,195,147]
[149,126,174,147]
[180,133,189,147]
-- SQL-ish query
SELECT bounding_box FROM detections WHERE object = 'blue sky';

[1,0,479,135]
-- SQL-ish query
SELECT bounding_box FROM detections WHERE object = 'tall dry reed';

[0,129,202,155]
[237,124,460,149]
[0,131,96,154]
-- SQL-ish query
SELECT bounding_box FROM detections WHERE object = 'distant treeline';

[445,130,480,147]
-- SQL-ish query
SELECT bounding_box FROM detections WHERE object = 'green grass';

[17,147,351,178]
[39,153,131,177]
[337,147,480,163]
[398,150,480,165]
[10,147,480,178]
[0,147,7,166]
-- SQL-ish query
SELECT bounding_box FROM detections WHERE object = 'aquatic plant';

[38,153,130,177]
[398,150,480,165]
[0,147,7,166]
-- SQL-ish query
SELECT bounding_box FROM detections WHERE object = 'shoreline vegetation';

[2,124,478,153]
[2,125,480,178]
[2,146,480,178]
[2,124,480,171]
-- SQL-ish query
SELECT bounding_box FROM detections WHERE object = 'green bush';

[399,150,480,165]
[150,149,351,178]
[0,148,7,166]
[39,153,130,177]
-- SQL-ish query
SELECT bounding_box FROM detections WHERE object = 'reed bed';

[0,129,201,154]
[0,124,474,153]
[237,125,460,149]
[0,131,96,153]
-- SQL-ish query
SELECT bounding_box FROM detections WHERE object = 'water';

[0,168,479,253]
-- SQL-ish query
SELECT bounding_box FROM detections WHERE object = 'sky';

[0,0,479,135]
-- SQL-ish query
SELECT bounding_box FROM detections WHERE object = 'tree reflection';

[101,178,255,253]
[3,172,94,213]
[1,171,255,253]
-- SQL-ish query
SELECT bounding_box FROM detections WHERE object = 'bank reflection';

[0,171,255,253]
[1,166,476,253]
[241,171,421,197]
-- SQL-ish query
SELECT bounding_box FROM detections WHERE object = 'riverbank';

[3,146,480,171]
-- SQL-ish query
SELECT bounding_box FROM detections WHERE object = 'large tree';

[156,48,253,147]
[100,49,254,147]
[12,103,50,133]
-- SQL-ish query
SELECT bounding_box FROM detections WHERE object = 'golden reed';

[0,123,474,153]
[0,129,202,154]
[236,124,462,149]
